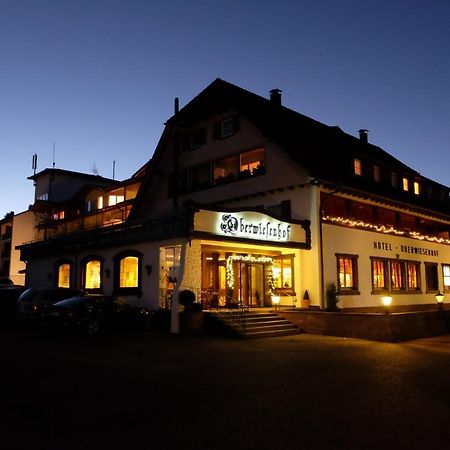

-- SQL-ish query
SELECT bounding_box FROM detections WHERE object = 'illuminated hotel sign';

[373,240,439,257]
[194,210,308,245]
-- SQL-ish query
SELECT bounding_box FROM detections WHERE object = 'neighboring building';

[0,212,14,281]
[18,79,450,316]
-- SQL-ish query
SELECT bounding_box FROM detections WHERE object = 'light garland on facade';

[226,255,273,289]
[323,215,450,245]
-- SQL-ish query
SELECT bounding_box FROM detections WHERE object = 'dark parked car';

[0,285,26,321]
[16,287,87,321]
[45,295,152,335]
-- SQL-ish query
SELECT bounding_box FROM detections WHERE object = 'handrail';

[209,293,249,334]
[278,291,297,309]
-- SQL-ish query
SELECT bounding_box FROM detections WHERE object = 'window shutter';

[213,122,221,140]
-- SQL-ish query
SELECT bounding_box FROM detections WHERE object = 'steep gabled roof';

[131,78,450,221]
[165,79,422,183]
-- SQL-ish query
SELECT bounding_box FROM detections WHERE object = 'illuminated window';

[372,258,387,291]
[53,210,65,220]
[108,194,125,206]
[57,263,71,288]
[336,254,358,293]
[120,256,138,288]
[113,251,143,295]
[85,260,102,290]
[442,264,450,293]
[390,260,405,290]
[272,255,294,292]
[402,177,409,192]
[354,159,362,176]
[414,181,420,195]
[239,148,265,176]
[214,156,237,184]
[406,261,420,290]
[425,263,439,293]
[373,258,421,293]
[373,165,381,182]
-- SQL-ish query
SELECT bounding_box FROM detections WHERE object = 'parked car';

[0,285,26,321]
[44,295,152,335]
[16,287,87,322]
[0,278,14,287]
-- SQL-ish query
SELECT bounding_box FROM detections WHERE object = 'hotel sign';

[194,209,308,245]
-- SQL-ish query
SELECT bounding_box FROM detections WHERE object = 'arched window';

[54,260,73,288]
[113,250,143,296]
[81,256,104,292]
[58,263,71,288]
[120,256,139,288]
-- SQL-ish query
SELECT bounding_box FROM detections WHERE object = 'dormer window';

[354,158,362,176]
[402,177,409,192]
[390,172,398,188]
[373,165,381,182]
[414,181,420,195]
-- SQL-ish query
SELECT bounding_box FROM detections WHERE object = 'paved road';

[1,326,450,450]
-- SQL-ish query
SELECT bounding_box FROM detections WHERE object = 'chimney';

[358,129,369,144]
[269,88,282,106]
[174,97,180,115]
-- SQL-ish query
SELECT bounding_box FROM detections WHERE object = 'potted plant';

[325,282,340,312]
[178,289,204,334]
[301,290,310,308]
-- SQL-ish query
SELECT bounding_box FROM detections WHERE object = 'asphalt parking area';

[1,326,450,450]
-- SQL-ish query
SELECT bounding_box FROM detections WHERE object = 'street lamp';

[435,292,445,310]
[381,295,392,314]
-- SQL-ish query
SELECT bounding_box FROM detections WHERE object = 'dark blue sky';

[1,0,450,217]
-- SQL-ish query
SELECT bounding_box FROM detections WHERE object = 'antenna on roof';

[52,141,56,168]
[32,153,38,175]
[92,162,99,176]
[112,160,116,180]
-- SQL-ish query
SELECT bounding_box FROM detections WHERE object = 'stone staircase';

[207,310,300,338]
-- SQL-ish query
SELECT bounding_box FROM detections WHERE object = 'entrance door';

[238,262,266,307]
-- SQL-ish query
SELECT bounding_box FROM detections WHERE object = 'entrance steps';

[206,311,300,338]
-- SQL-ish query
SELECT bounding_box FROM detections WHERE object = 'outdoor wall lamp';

[435,292,444,310]
[381,295,392,314]
[271,295,280,311]
[145,264,152,276]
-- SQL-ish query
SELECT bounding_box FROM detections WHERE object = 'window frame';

[272,254,295,295]
[353,158,362,176]
[371,257,422,294]
[425,262,439,293]
[54,259,73,288]
[442,264,450,294]
[336,253,359,295]
[81,255,104,293]
[113,250,143,297]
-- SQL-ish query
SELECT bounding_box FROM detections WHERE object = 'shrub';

[178,290,196,311]
[325,282,340,312]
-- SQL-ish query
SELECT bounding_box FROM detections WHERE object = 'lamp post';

[381,295,392,314]
[435,292,444,310]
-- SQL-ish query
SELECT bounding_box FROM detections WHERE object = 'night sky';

[1,0,450,217]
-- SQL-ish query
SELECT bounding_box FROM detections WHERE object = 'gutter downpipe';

[317,181,340,309]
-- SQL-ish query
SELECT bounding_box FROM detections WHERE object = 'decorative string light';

[323,215,450,245]
[226,255,273,289]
